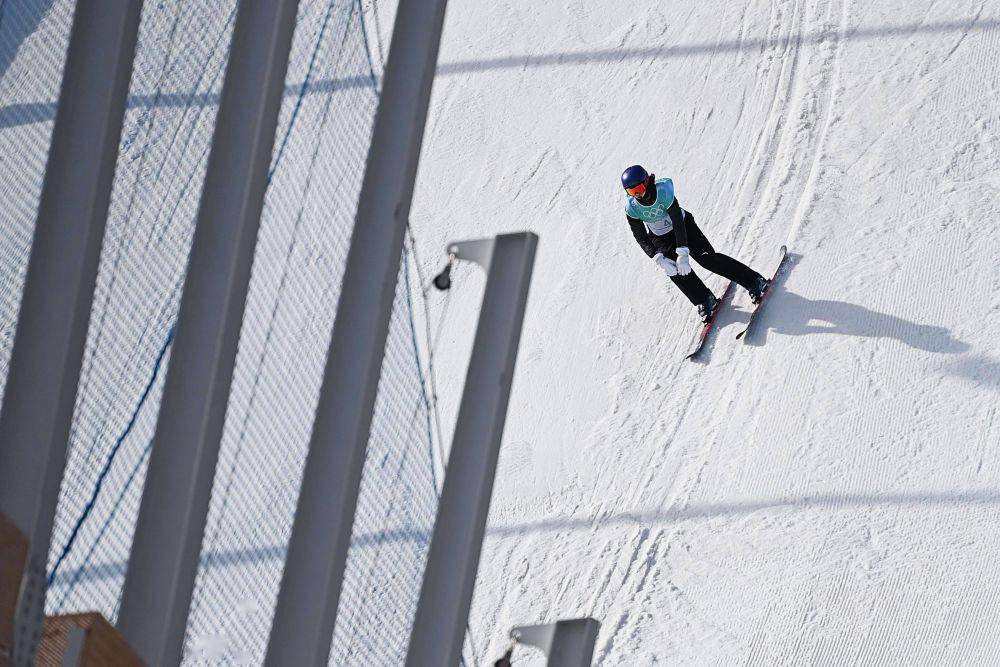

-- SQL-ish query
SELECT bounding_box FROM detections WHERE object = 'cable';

[187,1,354,631]
[356,0,383,90]
[339,243,440,659]
[47,325,176,586]
[52,432,155,614]
[366,0,388,73]
[404,227,484,667]
[405,224,456,483]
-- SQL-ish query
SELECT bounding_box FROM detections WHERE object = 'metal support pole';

[60,626,86,667]
[511,618,601,667]
[406,232,538,667]
[264,0,449,662]
[0,2,142,663]
[115,1,300,664]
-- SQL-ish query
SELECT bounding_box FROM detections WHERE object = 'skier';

[621,164,770,323]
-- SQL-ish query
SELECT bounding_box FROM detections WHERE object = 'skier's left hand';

[653,252,678,277]
[676,247,692,275]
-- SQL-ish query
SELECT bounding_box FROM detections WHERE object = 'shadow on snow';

[2,16,998,129]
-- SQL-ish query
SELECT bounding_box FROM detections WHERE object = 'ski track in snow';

[403,0,1000,663]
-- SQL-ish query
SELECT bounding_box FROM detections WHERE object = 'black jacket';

[626,194,689,258]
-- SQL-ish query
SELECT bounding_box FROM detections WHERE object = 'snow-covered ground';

[2,0,998,663]
[407,0,1000,662]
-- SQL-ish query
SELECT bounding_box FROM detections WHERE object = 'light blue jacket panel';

[625,178,676,236]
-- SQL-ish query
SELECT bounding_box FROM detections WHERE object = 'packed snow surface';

[404,0,1000,663]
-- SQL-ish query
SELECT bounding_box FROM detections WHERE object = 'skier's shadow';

[743,253,969,354]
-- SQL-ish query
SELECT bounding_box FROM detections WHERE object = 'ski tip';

[735,329,747,340]
[779,244,787,255]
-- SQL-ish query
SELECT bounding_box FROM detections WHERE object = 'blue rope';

[47,6,451,656]
[52,432,155,612]
[403,238,482,667]
[402,240,439,491]
[48,0,322,594]
[47,325,176,585]
[355,0,381,89]
[268,0,339,180]
[188,1,350,623]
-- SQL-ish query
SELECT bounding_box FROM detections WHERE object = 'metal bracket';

[434,237,497,291]
[511,622,558,653]
[510,618,600,667]
[448,237,496,271]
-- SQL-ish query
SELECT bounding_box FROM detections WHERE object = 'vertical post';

[406,232,538,667]
[0,2,142,664]
[59,626,86,667]
[115,1,300,664]
[264,0,450,662]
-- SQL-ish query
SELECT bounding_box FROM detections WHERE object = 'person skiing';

[621,164,769,323]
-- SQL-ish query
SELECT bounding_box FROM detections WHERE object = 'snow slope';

[407,0,1000,662]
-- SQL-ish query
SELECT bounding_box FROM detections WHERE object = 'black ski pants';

[657,213,763,307]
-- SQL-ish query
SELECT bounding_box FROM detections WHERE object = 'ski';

[686,281,734,360]
[735,245,789,341]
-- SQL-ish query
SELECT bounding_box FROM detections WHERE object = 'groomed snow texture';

[406,0,1000,663]
[2,0,1000,664]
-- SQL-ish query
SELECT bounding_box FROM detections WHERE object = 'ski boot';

[697,294,719,324]
[748,276,771,305]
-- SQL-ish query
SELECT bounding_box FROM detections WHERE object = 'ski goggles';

[625,182,647,197]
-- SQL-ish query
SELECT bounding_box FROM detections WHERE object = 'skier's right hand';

[653,252,678,277]
[675,246,692,275]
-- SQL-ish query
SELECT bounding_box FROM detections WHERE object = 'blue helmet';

[621,164,649,191]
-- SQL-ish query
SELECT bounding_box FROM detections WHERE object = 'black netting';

[0,1,441,664]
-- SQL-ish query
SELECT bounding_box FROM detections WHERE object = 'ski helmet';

[621,164,649,193]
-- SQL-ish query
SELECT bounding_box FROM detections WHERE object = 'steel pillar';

[405,232,538,666]
[264,0,451,662]
[0,2,143,663]
[116,1,301,664]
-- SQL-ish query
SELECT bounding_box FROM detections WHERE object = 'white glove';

[653,252,678,277]
[675,246,692,275]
